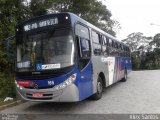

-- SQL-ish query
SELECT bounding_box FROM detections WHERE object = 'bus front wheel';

[91,76,103,100]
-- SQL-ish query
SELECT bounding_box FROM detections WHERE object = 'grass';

[0,97,17,106]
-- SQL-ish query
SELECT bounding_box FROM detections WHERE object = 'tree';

[0,0,17,72]
[131,52,141,70]
[150,33,160,48]
[0,0,34,98]
[0,0,30,72]
[30,0,49,16]
[122,32,152,52]
[123,32,160,70]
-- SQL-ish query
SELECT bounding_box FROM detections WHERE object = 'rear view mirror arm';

[6,35,15,51]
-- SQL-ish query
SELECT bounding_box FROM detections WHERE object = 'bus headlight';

[55,73,77,90]
[15,80,20,88]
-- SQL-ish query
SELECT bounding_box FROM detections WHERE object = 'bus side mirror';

[5,35,15,57]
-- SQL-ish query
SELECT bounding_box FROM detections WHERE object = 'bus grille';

[27,97,52,100]
[24,86,54,89]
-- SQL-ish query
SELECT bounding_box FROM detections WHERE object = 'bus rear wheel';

[121,69,127,82]
[91,76,103,100]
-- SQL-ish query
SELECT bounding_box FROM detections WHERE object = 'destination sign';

[24,18,58,31]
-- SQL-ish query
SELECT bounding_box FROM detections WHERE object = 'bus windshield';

[17,29,75,72]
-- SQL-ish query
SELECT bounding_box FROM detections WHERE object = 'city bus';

[15,12,132,102]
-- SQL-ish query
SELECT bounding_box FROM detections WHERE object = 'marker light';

[65,16,69,20]
[55,73,77,90]
[16,80,30,87]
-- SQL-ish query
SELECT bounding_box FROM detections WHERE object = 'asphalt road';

[1,70,160,115]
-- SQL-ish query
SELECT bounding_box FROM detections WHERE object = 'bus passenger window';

[109,39,112,47]
[92,31,100,44]
[106,37,109,46]
[102,36,106,45]
[93,43,102,55]
[80,37,91,58]
[102,46,108,56]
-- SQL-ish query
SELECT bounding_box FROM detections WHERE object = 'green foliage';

[30,0,49,16]
[122,32,151,52]
[0,0,17,72]
[150,33,160,47]
[123,32,160,70]
[0,72,16,98]
[131,52,141,70]
[0,0,29,99]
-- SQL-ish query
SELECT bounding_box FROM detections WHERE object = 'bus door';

[75,24,93,100]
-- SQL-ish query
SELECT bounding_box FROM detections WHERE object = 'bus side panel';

[74,61,93,101]
[113,57,123,82]
[92,56,109,92]
[126,57,132,73]
[121,57,126,78]
[107,57,122,84]
[121,57,132,78]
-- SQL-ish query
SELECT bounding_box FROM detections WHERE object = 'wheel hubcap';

[97,81,102,94]
[125,72,127,79]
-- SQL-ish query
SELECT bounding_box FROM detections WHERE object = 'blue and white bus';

[15,12,132,102]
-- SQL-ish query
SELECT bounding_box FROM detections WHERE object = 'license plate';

[32,93,43,97]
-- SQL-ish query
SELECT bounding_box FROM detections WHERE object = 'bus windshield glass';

[17,29,75,72]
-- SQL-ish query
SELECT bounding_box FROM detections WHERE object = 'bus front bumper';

[16,84,79,102]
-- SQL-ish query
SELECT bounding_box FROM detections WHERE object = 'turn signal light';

[16,80,30,87]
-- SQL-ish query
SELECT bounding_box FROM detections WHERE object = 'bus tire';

[121,69,127,82]
[91,76,103,100]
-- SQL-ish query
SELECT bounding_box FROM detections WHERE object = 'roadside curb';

[0,100,22,110]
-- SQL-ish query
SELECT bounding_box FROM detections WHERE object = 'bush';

[0,72,16,99]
